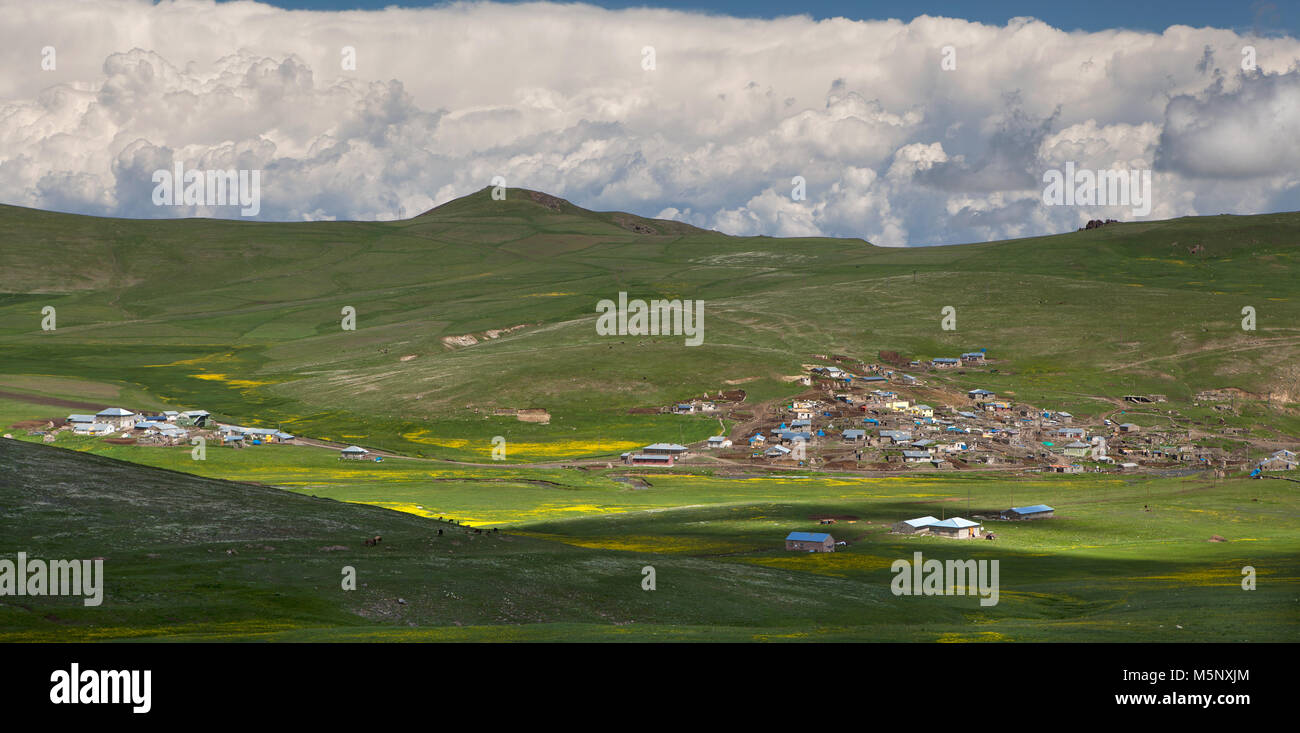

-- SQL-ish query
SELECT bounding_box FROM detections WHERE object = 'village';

[8,346,1296,557]
[627,349,1297,478]
[615,349,1297,552]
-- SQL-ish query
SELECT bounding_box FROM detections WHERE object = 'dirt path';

[1102,336,1300,373]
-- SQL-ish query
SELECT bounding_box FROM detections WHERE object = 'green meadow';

[1,439,1295,642]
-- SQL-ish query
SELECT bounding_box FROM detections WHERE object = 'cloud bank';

[1,0,1298,244]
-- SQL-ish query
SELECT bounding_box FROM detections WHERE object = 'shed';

[784,531,835,552]
[340,445,369,460]
[1001,504,1055,520]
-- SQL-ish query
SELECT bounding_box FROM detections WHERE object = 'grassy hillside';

[2,438,1295,642]
[1,190,1297,459]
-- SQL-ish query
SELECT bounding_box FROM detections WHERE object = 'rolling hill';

[1,188,1298,461]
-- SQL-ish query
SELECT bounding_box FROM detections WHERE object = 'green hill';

[1,188,1297,460]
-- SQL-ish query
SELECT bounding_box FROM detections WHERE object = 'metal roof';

[928,517,980,529]
[1009,504,1054,514]
[96,407,134,416]
[785,531,831,542]
[902,516,939,527]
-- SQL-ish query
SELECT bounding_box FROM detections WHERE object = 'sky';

[240,0,1300,38]
[1,0,1298,245]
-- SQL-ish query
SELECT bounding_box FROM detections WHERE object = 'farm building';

[926,517,983,539]
[624,453,674,466]
[95,407,137,429]
[842,429,866,442]
[968,389,996,400]
[1257,450,1298,471]
[931,358,959,368]
[960,352,986,364]
[65,414,95,425]
[765,445,793,458]
[340,445,369,460]
[705,436,732,449]
[1045,463,1083,474]
[784,531,835,552]
[1118,423,1140,433]
[73,422,115,436]
[902,450,931,463]
[1001,504,1055,520]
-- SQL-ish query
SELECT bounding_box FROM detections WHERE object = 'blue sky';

[232,0,1296,37]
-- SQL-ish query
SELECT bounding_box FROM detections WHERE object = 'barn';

[926,517,983,539]
[624,452,674,466]
[785,531,835,552]
[1001,504,1055,520]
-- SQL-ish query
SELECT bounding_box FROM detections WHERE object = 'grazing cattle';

[363,535,382,547]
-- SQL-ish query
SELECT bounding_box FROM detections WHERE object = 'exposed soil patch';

[809,513,860,521]
[0,390,107,410]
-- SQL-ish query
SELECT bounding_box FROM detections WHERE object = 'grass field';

[1,439,1295,642]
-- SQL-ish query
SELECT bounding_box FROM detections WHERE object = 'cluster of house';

[626,352,1293,478]
[63,407,212,443]
[734,369,1078,469]
[215,423,296,446]
[59,406,299,449]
